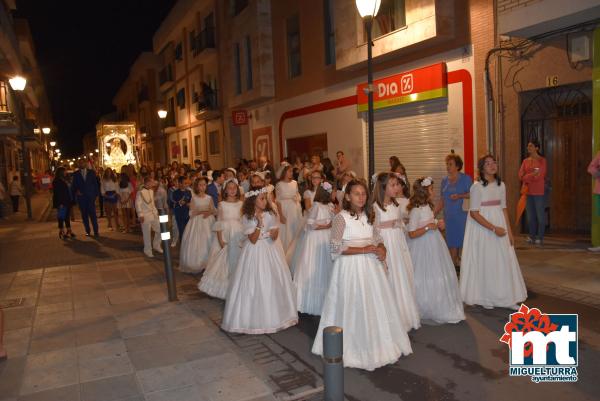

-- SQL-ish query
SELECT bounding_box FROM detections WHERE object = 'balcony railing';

[164,114,176,128]
[196,85,219,119]
[192,27,216,56]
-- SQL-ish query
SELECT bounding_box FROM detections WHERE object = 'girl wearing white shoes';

[407,177,465,325]
[460,155,527,310]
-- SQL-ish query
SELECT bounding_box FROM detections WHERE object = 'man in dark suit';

[71,159,100,237]
[206,170,224,208]
[258,156,275,178]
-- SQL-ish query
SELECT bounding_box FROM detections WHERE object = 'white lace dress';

[407,206,465,324]
[221,212,298,334]
[374,202,421,331]
[179,194,216,273]
[275,180,303,252]
[292,202,334,315]
[460,181,527,308]
[312,210,412,371]
[198,200,244,299]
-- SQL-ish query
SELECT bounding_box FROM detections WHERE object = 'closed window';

[245,36,253,90]
[287,14,301,78]
[234,43,242,95]
[177,88,185,109]
[208,130,220,155]
[182,138,188,158]
[324,0,335,66]
[194,135,202,157]
[175,42,183,61]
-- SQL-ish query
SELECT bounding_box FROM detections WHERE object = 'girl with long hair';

[101,168,119,231]
[312,179,412,371]
[275,165,303,252]
[407,177,465,324]
[198,180,244,299]
[460,155,526,310]
[52,167,75,239]
[179,177,217,273]
[371,173,420,331]
[292,183,335,315]
[117,173,134,233]
[221,187,297,334]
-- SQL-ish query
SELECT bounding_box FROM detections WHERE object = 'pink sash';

[481,200,501,207]
[376,220,397,229]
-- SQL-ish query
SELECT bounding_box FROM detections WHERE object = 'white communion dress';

[221,212,298,334]
[179,194,215,273]
[275,180,303,252]
[286,189,317,269]
[374,202,421,331]
[460,181,527,308]
[292,202,335,315]
[407,205,465,324]
[198,200,244,299]
[312,210,412,371]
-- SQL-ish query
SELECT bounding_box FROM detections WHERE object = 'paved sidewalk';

[0,255,320,401]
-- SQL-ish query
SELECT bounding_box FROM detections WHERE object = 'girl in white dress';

[371,173,420,331]
[275,166,303,252]
[179,177,217,273]
[460,155,527,310]
[312,179,412,371]
[407,177,465,324]
[293,183,335,315]
[221,187,298,334]
[198,180,244,299]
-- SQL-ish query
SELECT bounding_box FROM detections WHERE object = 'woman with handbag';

[435,152,472,268]
[53,167,75,239]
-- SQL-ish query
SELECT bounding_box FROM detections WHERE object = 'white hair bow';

[422,177,433,187]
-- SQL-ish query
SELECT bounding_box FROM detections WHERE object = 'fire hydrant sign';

[232,110,248,125]
[356,63,448,112]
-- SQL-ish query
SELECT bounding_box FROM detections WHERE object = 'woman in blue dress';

[435,153,472,268]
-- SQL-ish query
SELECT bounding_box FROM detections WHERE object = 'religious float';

[96,122,138,172]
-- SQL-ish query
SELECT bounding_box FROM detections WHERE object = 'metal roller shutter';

[372,99,450,202]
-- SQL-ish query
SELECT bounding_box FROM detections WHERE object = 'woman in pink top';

[518,140,547,245]
[588,150,600,252]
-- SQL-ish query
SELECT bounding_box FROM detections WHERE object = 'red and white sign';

[232,110,248,125]
[252,127,273,162]
[356,63,448,112]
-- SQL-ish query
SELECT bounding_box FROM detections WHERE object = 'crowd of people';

[39,144,600,371]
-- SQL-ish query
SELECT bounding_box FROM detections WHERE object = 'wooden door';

[548,116,592,233]
[286,133,328,162]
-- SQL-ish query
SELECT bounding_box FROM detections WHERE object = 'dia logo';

[500,304,578,383]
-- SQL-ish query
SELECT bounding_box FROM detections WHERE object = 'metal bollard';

[323,326,344,401]
[159,212,178,302]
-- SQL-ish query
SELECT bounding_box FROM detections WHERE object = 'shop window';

[287,14,301,78]
[208,130,220,155]
[370,0,406,40]
[324,0,335,66]
[194,135,202,157]
[234,43,242,95]
[182,138,188,158]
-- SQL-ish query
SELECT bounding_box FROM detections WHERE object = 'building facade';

[492,0,600,241]
[0,0,54,191]
[112,52,164,168]
[153,0,225,169]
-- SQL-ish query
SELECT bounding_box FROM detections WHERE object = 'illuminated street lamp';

[157,109,168,119]
[33,128,41,134]
[55,148,60,153]
[95,149,99,153]
[9,76,26,91]
[355,0,381,185]
[50,141,56,147]
[42,127,51,135]
[158,108,168,163]
[89,152,93,157]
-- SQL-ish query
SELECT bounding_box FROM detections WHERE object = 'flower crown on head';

[321,181,333,193]
[421,177,433,187]
[245,187,269,198]
[371,173,379,183]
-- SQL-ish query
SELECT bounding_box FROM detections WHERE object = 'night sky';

[14,0,176,158]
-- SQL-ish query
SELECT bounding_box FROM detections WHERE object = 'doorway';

[520,83,593,234]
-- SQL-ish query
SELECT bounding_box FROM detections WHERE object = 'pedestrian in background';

[9,176,21,213]
[518,139,547,246]
[0,180,6,219]
[587,150,600,252]
[52,167,75,239]
[96,167,105,218]
[71,160,99,237]
[101,168,119,231]
[117,172,134,233]
[136,176,163,258]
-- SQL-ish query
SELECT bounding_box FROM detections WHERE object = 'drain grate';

[0,298,25,309]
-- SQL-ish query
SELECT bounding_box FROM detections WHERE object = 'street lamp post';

[355,0,381,185]
[158,109,168,166]
[9,76,33,219]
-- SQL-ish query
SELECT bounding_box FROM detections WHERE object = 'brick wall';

[497,0,543,15]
